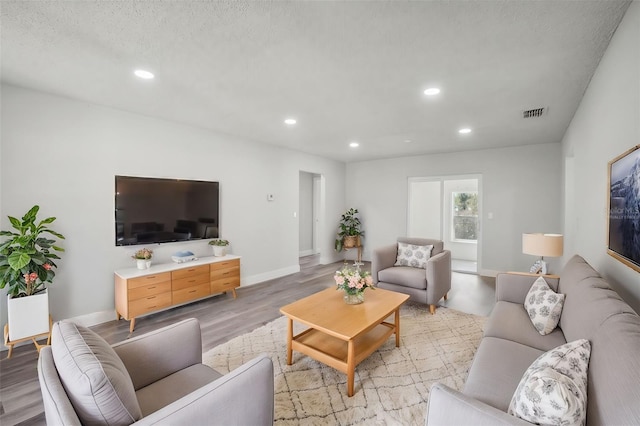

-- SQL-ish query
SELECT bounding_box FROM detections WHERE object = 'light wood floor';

[0,257,495,426]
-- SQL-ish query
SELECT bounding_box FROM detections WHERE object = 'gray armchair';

[372,237,451,314]
[38,318,274,425]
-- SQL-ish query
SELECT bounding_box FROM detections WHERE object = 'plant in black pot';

[0,205,65,341]
[334,208,364,252]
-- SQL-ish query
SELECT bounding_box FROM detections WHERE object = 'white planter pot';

[137,259,149,269]
[7,289,50,341]
[212,246,227,257]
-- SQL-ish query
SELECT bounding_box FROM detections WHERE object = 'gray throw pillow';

[51,321,142,425]
[509,339,591,426]
[525,276,565,335]
[394,243,433,269]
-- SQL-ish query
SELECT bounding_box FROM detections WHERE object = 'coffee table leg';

[347,339,355,397]
[395,308,401,347]
[286,318,293,365]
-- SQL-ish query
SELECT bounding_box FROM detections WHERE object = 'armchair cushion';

[51,321,143,425]
[394,242,433,268]
[378,266,426,290]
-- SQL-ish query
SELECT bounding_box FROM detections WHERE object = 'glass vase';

[344,291,365,305]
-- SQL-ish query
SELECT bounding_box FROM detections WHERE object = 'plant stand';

[3,316,53,359]
[344,236,363,266]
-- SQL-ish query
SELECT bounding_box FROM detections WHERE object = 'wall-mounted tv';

[115,176,219,246]
[607,144,640,273]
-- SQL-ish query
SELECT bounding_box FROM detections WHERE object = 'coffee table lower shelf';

[288,321,397,396]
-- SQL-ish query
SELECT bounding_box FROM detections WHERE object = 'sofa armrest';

[495,273,559,304]
[426,250,452,302]
[132,354,274,426]
[371,244,398,284]
[113,318,203,390]
[426,383,530,426]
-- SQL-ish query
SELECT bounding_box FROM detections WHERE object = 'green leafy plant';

[132,248,153,260]
[334,208,364,252]
[208,239,229,246]
[0,205,65,297]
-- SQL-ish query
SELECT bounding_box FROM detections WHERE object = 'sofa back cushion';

[51,321,143,425]
[586,313,640,425]
[558,255,635,342]
[398,237,443,256]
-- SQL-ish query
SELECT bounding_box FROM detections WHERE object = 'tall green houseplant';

[0,205,65,297]
[334,208,364,252]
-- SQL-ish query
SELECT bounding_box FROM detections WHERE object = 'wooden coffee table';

[279,287,410,396]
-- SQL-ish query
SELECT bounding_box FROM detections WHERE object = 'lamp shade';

[522,233,564,257]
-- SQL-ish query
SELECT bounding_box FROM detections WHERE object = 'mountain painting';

[609,145,640,271]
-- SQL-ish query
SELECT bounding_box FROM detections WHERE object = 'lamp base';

[529,259,548,275]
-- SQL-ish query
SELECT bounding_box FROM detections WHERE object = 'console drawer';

[172,273,209,291]
[211,277,239,293]
[173,283,210,305]
[172,265,210,280]
[128,272,171,289]
[129,292,172,317]
[128,281,171,301]
[210,265,240,282]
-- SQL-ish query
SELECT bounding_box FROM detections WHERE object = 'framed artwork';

[607,144,640,273]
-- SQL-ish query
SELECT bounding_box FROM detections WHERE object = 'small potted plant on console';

[132,248,153,269]
[209,239,229,257]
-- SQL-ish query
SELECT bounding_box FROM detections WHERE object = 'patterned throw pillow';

[394,243,433,269]
[509,339,591,426]
[525,276,565,335]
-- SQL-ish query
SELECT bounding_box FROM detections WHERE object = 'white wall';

[0,84,346,326]
[346,143,563,275]
[561,1,640,313]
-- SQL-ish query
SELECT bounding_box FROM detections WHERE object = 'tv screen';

[115,176,219,246]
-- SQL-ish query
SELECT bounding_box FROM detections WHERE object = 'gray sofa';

[427,255,640,425]
[372,237,451,314]
[38,318,274,425]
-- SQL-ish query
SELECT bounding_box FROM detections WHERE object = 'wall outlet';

[267,194,275,201]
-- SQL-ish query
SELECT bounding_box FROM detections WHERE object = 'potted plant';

[132,248,153,269]
[334,208,364,252]
[0,205,65,341]
[208,239,229,257]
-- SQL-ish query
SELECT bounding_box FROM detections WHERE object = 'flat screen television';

[115,176,219,246]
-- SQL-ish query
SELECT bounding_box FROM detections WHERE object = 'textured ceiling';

[0,1,631,162]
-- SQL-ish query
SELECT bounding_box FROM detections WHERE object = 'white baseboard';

[479,269,501,277]
[298,249,317,257]
[241,264,301,287]
[67,310,118,327]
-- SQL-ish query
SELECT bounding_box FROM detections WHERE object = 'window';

[452,192,478,242]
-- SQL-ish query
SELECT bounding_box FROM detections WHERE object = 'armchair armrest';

[426,250,452,303]
[495,273,559,304]
[426,383,530,426]
[113,318,202,390]
[371,244,398,284]
[133,354,274,426]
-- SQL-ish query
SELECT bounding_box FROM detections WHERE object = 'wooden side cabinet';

[115,255,241,332]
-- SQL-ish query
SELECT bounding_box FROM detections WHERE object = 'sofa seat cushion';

[484,301,567,352]
[51,321,143,425]
[378,266,426,289]
[136,364,222,416]
[464,337,544,412]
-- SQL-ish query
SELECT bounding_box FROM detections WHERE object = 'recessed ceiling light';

[284,118,297,125]
[134,69,155,79]
[349,142,359,148]
[423,88,440,96]
[458,128,472,134]
[404,139,412,143]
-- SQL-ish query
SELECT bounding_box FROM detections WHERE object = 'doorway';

[407,175,481,274]
[299,171,323,268]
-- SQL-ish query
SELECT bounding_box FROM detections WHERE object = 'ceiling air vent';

[522,107,546,119]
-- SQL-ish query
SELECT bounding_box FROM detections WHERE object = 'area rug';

[202,303,486,425]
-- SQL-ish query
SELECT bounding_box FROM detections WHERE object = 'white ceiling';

[0,1,631,163]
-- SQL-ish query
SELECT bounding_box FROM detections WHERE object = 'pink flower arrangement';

[334,266,374,295]
[132,248,153,260]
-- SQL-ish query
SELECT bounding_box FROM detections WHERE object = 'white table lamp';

[522,233,564,274]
